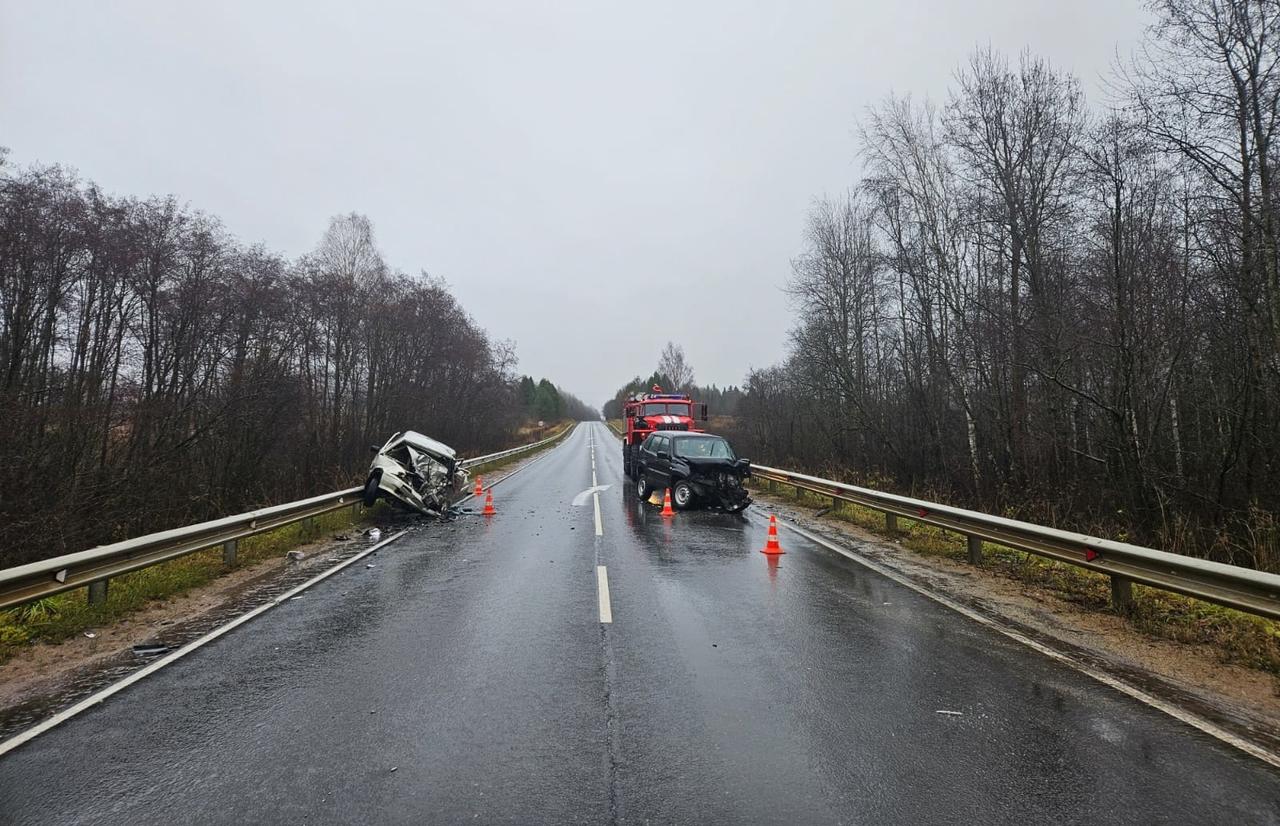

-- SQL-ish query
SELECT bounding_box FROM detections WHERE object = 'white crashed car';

[363,431,469,516]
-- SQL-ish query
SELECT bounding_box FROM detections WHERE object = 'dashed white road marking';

[597,565,613,623]
[589,432,603,536]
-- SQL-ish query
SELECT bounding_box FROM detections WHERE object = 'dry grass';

[753,477,1280,675]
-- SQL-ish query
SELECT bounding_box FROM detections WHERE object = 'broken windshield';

[674,437,734,460]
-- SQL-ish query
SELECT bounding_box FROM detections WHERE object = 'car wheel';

[673,481,695,510]
[362,471,382,507]
[636,472,650,500]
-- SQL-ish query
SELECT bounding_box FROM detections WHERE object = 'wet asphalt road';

[1,421,1277,824]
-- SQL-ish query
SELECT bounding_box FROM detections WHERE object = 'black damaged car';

[633,431,751,512]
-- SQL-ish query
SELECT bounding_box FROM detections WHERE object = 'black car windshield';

[642,403,690,416]
[674,437,734,459]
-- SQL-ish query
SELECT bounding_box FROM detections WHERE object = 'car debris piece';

[363,431,468,518]
[286,550,306,562]
[367,528,382,542]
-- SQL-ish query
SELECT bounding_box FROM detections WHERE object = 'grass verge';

[752,478,1280,677]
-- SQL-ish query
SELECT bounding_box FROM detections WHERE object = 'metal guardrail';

[750,465,1280,620]
[0,426,574,612]
[607,419,1280,618]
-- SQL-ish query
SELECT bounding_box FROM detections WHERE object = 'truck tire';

[622,444,631,476]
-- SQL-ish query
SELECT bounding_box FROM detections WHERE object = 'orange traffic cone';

[661,488,675,517]
[482,490,496,516]
[474,476,483,496]
[761,514,784,554]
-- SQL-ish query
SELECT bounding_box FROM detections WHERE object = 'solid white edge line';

[775,517,1280,770]
[597,565,612,623]
[0,530,410,759]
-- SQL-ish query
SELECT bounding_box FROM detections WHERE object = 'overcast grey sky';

[1,1,1151,408]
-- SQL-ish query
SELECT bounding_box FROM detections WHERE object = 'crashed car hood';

[383,430,457,462]
[678,456,750,471]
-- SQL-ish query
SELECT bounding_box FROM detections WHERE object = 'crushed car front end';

[673,457,752,512]
[364,430,469,517]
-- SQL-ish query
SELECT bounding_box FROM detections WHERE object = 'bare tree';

[0,168,551,568]
[657,341,695,391]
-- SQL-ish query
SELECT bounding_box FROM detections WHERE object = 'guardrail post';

[302,516,315,535]
[1111,575,1135,613]
[885,513,898,532]
[967,534,982,565]
[87,579,108,605]
[223,539,238,566]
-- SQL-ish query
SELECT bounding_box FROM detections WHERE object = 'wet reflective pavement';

[0,422,1277,824]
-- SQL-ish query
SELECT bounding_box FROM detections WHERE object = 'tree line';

[518,375,598,422]
[734,0,1280,571]
[0,158,568,566]
[602,342,744,419]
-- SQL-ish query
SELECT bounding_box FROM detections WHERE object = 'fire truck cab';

[621,389,708,479]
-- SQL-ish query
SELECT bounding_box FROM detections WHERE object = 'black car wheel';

[636,472,650,500]
[362,471,382,507]
[672,481,695,510]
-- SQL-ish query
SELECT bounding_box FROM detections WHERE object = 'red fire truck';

[621,388,708,479]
